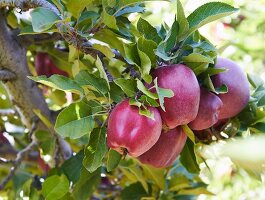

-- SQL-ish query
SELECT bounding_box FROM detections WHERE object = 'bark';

[0,11,51,129]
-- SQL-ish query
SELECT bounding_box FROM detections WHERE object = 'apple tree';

[0,0,264,199]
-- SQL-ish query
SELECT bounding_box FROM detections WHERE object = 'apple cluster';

[107,57,250,168]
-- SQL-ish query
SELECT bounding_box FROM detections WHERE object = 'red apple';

[152,64,200,129]
[107,99,162,157]
[35,53,68,77]
[138,127,187,168]
[212,58,250,119]
[188,87,223,130]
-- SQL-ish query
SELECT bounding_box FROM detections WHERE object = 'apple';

[107,99,162,157]
[188,87,223,130]
[35,53,68,77]
[152,64,200,129]
[138,126,187,168]
[212,58,250,119]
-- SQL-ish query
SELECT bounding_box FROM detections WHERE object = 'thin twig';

[0,140,37,190]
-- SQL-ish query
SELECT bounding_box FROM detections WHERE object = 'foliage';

[0,0,265,199]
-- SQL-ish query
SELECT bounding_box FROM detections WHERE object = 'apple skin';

[152,64,200,129]
[188,87,223,130]
[35,53,68,77]
[212,58,250,119]
[107,99,162,157]
[138,126,187,168]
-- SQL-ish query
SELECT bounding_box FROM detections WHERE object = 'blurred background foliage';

[141,0,265,199]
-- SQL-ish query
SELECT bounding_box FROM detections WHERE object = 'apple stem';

[162,124,170,133]
[121,148,128,159]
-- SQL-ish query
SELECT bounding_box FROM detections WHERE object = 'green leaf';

[107,149,122,172]
[42,175,69,200]
[176,0,189,39]
[139,107,154,119]
[137,18,162,44]
[31,7,60,32]
[72,168,101,200]
[61,150,84,184]
[142,165,165,189]
[35,130,56,155]
[204,75,228,94]
[120,165,148,192]
[95,56,110,89]
[94,29,125,56]
[137,37,158,66]
[169,174,191,191]
[92,44,115,59]
[137,49,152,83]
[114,78,137,97]
[180,138,200,174]
[83,128,107,173]
[154,78,174,111]
[178,187,213,195]
[102,9,118,30]
[28,75,83,95]
[120,182,149,200]
[182,53,214,64]
[136,79,158,99]
[55,101,95,139]
[75,70,109,94]
[64,0,100,18]
[221,136,265,173]
[182,125,195,143]
[187,2,238,36]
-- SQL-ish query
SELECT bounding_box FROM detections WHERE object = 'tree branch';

[0,0,60,15]
[0,10,71,161]
[0,140,37,190]
[0,69,16,81]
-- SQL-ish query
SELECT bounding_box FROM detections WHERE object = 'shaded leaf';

[107,149,122,172]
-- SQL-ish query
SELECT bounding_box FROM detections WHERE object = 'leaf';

[139,107,154,119]
[221,136,265,173]
[107,149,122,172]
[180,138,200,174]
[137,18,162,44]
[137,49,152,83]
[72,168,101,200]
[136,79,158,99]
[142,165,165,189]
[187,2,238,36]
[120,165,148,192]
[35,130,56,155]
[83,128,107,173]
[75,70,109,94]
[120,182,149,200]
[31,7,60,32]
[117,0,166,10]
[92,44,115,59]
[178,187,213,195]
[176,0,189,39]
[61,150,84,184]
[102,9,118,30]
[28,75,83,95]
[94,29,125,56]
[169,174,190,191]
[114,78,137,97]
[42,175,69,200]
[137,37,158,66]
[115,3,145,17]
[154,78,174,111]
[95,56,110,89]
[204,75,228,94]
[64,0,100,18]
[182,53,214,63]
[181,125,195,143]
[55,101,95,139]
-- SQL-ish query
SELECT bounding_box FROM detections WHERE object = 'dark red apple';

[152,64,200,129]
[107,99,162,157]
[35,53,68,77]
[138,127,187,168]
[212,58,250,119]
[188,87,223,130]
